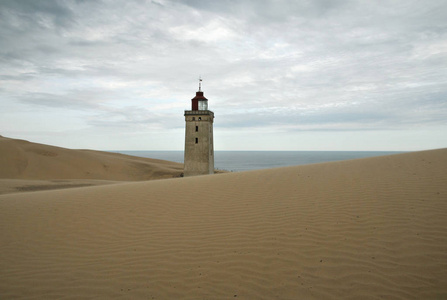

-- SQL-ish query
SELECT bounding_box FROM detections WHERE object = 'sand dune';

[0,136,183,194]
[1,148,446,299]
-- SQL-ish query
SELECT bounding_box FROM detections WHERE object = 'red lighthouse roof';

[192,91,208,101]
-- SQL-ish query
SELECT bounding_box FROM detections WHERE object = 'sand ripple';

[1,149,447,299]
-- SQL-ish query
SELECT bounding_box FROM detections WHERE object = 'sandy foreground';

[1,140,447,299]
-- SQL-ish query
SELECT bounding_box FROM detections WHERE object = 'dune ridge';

[0,136,183,194]
[0,135,183,180]
[1,148,446,299]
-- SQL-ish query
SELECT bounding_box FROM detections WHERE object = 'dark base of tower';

[183,170,214,177]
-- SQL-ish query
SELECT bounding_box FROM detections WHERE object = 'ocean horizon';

[113,150,404,172]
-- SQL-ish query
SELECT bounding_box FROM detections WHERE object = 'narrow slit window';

[195,126,198,132]
[195,138,198,144]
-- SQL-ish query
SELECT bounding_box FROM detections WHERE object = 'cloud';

[0,0,76,27]
[0,0,446,150]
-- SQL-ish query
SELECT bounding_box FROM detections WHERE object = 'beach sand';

[1,137,446,299]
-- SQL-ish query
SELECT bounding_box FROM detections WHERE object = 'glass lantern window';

[198,100,208,110]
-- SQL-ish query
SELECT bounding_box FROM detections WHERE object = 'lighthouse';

[184,79,214,177]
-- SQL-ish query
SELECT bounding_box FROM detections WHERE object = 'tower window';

[192,117,195,121]
[195,126,198,132]
[198,117,201,121]
[195,138,198,144]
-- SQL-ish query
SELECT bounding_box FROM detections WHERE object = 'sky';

[1,0,446,151]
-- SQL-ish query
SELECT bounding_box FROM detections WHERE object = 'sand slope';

[0,178,123,196]
[0,136,183,193]
[1,149,447,299]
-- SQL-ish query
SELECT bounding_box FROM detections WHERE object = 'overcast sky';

[1,0,446,151]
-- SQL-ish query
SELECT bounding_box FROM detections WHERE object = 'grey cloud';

[0,0,76,31]
[11,91,102,111]
[86,107,183,130]
[1,0,74,16]
[174,0,346,21]
[216,87,447,131]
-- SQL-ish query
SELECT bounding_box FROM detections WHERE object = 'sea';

[114,151,404,172]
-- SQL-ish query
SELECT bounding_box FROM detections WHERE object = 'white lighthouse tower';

[184,79,214,177]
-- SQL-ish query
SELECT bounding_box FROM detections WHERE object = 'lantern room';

[191,91,208,111]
